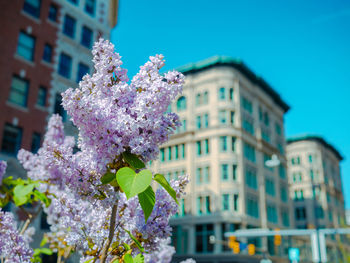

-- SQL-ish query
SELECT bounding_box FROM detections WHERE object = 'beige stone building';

[151,56,291,262]
[286,135,347,262]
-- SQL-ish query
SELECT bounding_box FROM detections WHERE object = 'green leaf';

[138,186,155,222]
[123,243,131,251]
[125,229,145,253]
[14,184,35,198]
[124,254,133,263]
[33,190,51,207]
[154,174,178,204]
[13,195,28,206]
[133,254,144,263]
[116,168,152,199]
[122,152,145,169]
[84,259,94,263]
[33,248,53,256]
[40,236,48,247]
[101,172,116,184]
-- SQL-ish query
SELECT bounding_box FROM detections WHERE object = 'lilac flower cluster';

[0,209,33,263]
[62,39,184,174]
[0,160,6,185]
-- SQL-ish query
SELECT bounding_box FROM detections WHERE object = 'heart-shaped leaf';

[14,184,35,197]
[116,167,152,199]
[154,174,178,204]
[122,152,145,169]
[124,254,133,263]
[133,254,144,263]
[138,186,155,222]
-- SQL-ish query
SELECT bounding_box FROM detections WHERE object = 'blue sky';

[111,0,350,207]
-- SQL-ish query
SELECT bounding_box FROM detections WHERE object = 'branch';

[99,202,118,263]
[19,206,42,235]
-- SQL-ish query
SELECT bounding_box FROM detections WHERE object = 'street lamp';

[265,154,280,168]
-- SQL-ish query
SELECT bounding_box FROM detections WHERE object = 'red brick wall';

[0,0,59,153]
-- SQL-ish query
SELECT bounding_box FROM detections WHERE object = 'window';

[31,132,41,153]
[204,167,210,183]
[204,139,209,154]
[233,194,239,211]
[195,93,201,106]
[267,204,278,223]
[230,111,235,125]
[8,76,29,107]
[242,97,253,113]
[242,117,254,135]
[280,186,288,202]
[246,166,257,189]
[281,209,290,227]
[177,96,186,111]
[181,144,185,158]
[291,156,301,165]
[232,165,237,181]
[167,147,172,161]
[23,0,41,18]
[196,116,201,129]
[222,194,229,211]
[48,4,58,21]
[263,112,269,126]
[195,224,214,253]
[308,154,313,163]
[81,26,93,48]
[1,124,22,155]
[218,87,226,100]
[175,145,179,160]
[247,196,259,218]
[221,164,228,181]
[63,15,76,38]
[229,88,234,101]
[160,148,165,162]
[77,63,89,83]
[295,207,307,220]
[203,91,208,104]
[294,190,304,201]
[275,122,281,135]
[54,93,67,121]
[244,143,256,163]
[196,141,202,156]
[196,168,202,184]
[265,178,275,196]
[36,86,47,107]
[219,136,227,152]
[205,196,211,214]
[42,44,53,63]
[292,172,302,182]
[68,0,79,4]
[204,114,209,128]
[58,53,72,78]
[85,0,96,16]
[279,165,286,179]
[219,110,226,124]
[231,137,236,152]
[17,32,35,61]
[197,197,203,215]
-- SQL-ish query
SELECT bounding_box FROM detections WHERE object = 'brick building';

[0,0,59,158]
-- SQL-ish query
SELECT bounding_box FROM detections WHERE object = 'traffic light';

[247,244,255,255]
[232,242,240,254]
[274,228,281,246]
[228,236,236,248]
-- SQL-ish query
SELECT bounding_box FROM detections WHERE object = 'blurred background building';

[0,0,118,261]
[151,56,292,262]
[286,135,347,262]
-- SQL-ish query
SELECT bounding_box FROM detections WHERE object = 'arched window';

[177,96,187,111]
[218,87,226,100]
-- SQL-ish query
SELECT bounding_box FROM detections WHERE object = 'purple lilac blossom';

[0,209,33,263]
[0,160,7,185]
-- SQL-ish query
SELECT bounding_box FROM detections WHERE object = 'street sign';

[288,248,300,262]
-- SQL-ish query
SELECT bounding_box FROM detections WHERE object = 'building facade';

[151,56,291,262]
[286,135,348,262]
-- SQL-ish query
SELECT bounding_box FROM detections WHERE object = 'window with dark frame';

[8,76,29,107]
[31,132,41,153]
[23,0,41,18]
[37,86,47,107]
[48,4,58,21]
[17,32,36,61]
[81,26,93,48]
[76,63,89,83]
[85,0,96,16]
[58,53,72,78]
[42,43,53,63]
[1,124,23,155]
[63,15,76,38]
